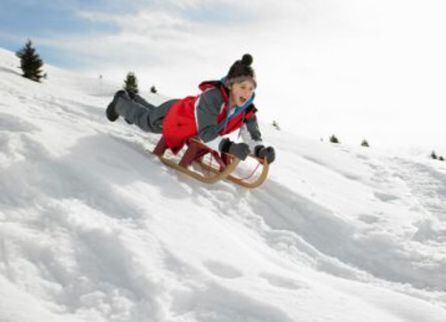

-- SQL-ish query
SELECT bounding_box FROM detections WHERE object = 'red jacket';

[162,80,257,153]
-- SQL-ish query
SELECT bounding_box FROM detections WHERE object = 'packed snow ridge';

[1,47,446,322]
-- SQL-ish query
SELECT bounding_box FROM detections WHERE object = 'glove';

[254,145,275,164]
[219,138,251,160]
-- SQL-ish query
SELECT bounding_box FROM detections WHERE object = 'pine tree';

[430,151,438,160]
[272,120,281,130]
[16,40,44,82]
[329,134,340,144]
[150,85,157,94]
[361,139,369,147]
[124,72,139,95]
[439,156,444,161]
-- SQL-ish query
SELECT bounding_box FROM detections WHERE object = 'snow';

[1,47,446,322]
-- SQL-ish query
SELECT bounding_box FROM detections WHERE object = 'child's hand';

[254,145,275,164]
[219,138,251,160]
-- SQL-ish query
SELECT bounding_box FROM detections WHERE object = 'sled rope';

[204,153,214,176]
[238,161,262,181]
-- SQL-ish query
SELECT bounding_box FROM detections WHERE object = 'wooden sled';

[153,137,269,188]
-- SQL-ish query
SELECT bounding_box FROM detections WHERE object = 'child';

[106,54,275,163]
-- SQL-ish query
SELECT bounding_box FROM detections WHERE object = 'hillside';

[1,47,446,322]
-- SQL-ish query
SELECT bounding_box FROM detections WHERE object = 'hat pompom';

[225,54,256,87]
[241,54,253,66]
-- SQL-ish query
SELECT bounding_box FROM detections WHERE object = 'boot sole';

[106,102,119,121]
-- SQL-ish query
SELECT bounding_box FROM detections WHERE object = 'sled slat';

[197,156,269,188]
[158,155,240,184]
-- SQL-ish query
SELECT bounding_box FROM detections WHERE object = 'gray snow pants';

[115,92,178,133]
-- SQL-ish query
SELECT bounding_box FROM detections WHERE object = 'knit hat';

[225,54,256,88]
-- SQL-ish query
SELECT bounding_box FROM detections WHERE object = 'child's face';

[230,80,255,107]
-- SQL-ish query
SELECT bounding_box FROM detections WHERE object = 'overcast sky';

[1,0,446,152]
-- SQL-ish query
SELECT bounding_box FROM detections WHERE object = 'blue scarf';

[217,93,255,134]
[217,77,255,133]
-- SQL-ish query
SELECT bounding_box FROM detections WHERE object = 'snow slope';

[1,47,446,322]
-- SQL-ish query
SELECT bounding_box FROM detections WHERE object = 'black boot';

[106,90,126,122]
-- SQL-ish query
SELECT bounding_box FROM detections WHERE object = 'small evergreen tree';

[272,120,281,131]
[150,85,157,94]
[16,40,44,82]
[430,150,438,160]
[361,139,369,147]
[123,72,139,94]
[329,134,340,144]
[439,156,444,161]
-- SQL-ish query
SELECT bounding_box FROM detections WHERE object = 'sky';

[1,0,446,152]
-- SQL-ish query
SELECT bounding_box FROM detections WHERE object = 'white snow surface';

[1,47,446,322]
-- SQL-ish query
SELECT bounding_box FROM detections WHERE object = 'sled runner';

[153,137,269,188]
